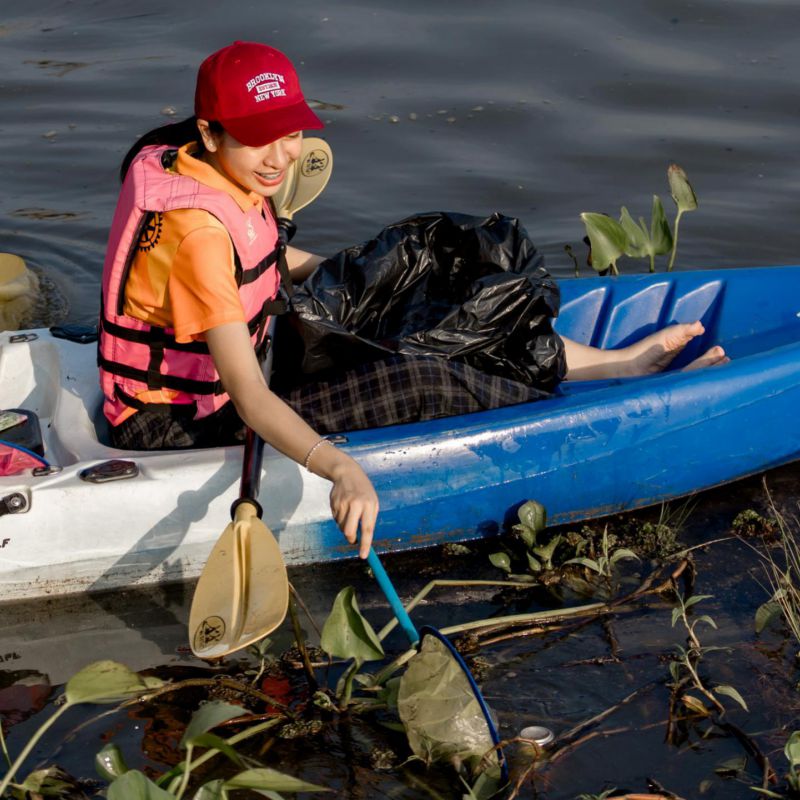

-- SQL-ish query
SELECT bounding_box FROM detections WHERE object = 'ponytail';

[119,117,224,181]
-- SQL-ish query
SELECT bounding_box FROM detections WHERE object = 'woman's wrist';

[303,437,333,472]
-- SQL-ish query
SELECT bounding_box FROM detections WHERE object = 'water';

[2,1,800,797]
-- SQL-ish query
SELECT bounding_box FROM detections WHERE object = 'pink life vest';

[98,145,286,424]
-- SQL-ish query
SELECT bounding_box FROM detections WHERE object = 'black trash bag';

[281,211,565,389]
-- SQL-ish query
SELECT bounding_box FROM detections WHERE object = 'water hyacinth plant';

[580,164,698,274]
[0,660,329,800]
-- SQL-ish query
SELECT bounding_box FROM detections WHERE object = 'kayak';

[1,264,799,602]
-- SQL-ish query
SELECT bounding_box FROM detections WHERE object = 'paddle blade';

[273,137,332,220]
[189,507,288,659]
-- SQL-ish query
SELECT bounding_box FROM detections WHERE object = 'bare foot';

[621,321,728,376]
[682,345,730,371]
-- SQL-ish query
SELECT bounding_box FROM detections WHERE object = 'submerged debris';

[732,508,777,540]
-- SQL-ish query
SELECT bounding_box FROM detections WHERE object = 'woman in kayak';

[98,41,727,549]
[98,41,378,558]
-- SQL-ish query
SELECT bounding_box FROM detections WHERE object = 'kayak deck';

[1,265,799,601]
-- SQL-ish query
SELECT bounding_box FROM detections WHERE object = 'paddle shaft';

[236,218,290,515]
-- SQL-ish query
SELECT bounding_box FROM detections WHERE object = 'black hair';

[119,116,224,181]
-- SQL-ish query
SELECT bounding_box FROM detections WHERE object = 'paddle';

[366,548,509,783]
[189,137,333,659]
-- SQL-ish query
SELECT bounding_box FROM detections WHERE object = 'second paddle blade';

[189,503,288,659]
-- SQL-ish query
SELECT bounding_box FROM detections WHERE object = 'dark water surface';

[2,1,800,798]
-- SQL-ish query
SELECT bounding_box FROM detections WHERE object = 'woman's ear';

[196,119,218,152]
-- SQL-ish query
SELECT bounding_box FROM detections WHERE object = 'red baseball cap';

[194,41,323,147]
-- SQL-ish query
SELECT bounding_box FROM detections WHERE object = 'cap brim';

[221,101,324,147]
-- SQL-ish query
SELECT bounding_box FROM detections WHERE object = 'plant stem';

[0,719,10,769]
[175,743,194,799]
[0,701,70,796]
[377,579,543,641]
[372,647,417,686]
[288,594,318,692]
[667,210,683,271]
[437,602,606,637]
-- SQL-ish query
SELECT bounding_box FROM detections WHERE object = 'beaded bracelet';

[303,437,332,471]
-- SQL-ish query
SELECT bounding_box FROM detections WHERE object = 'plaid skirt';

[109,347,565,449]
[277,352,564,434]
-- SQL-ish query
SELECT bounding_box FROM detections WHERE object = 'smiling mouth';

[256,171,283,181]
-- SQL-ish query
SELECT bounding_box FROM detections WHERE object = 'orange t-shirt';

[114,143,269,422]
[123,142,267,343]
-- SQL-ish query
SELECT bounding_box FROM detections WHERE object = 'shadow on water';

[1,461,799,798]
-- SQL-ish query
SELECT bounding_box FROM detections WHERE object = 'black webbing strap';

[115,385,197,416]
[97,353,225,395]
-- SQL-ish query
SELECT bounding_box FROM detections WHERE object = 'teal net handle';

[367,548,420,646]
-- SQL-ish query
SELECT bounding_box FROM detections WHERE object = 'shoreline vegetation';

[1,474,799,799]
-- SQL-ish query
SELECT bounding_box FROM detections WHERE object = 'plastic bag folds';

[286,211,565,388]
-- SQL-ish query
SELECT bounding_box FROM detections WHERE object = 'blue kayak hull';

[1,265,798,599]
[305,265,800,559]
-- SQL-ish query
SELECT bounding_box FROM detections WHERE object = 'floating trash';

[519,725,554,747]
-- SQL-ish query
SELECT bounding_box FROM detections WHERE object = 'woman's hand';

[327,455,379,559]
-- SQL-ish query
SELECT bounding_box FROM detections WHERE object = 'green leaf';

[564,556,601,574]
[682,694,710,716]
[96,743,130,781]
[533,534,562,569]
[693,614,718,630]
[465,767,504,800]
[13,767,72,796]
[186,732,245,765]
[580,212,627,273]
[398,634,499,773]
[526,551,542,573]
[512,524,536,548]
[320,587,384,661]
[224,767,330,793]
[518,500,547,534]
[784,730,800,767]
[507,572,537,583]
[684,594,714,610]
[489,552,512,573]
[668,164,698,213]
[181,701,248,748]
[65,661,164,705]
[649,194,673,254]
[378,677,401,710]
[671,606,683,627]
[108,770,176,800]
[755,600,783,633]
[713,684,749,712]
[609,548,640,565]
[714,754,747,776]
[619,207,649,258]
[193,780,226,800]
[668,660,682,682]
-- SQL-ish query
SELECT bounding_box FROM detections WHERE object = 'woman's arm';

[206,321,378,557]
[285,245,323,282]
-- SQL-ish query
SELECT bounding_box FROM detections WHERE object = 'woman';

[98,41,378,558]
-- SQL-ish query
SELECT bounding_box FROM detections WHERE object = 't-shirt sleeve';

[168,225,246,342]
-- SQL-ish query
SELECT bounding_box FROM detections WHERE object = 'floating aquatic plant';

[580,164,698,274]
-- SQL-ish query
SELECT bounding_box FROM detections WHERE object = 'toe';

[682,345,728,371]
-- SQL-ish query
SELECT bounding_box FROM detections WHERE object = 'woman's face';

[197,121,303,198]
